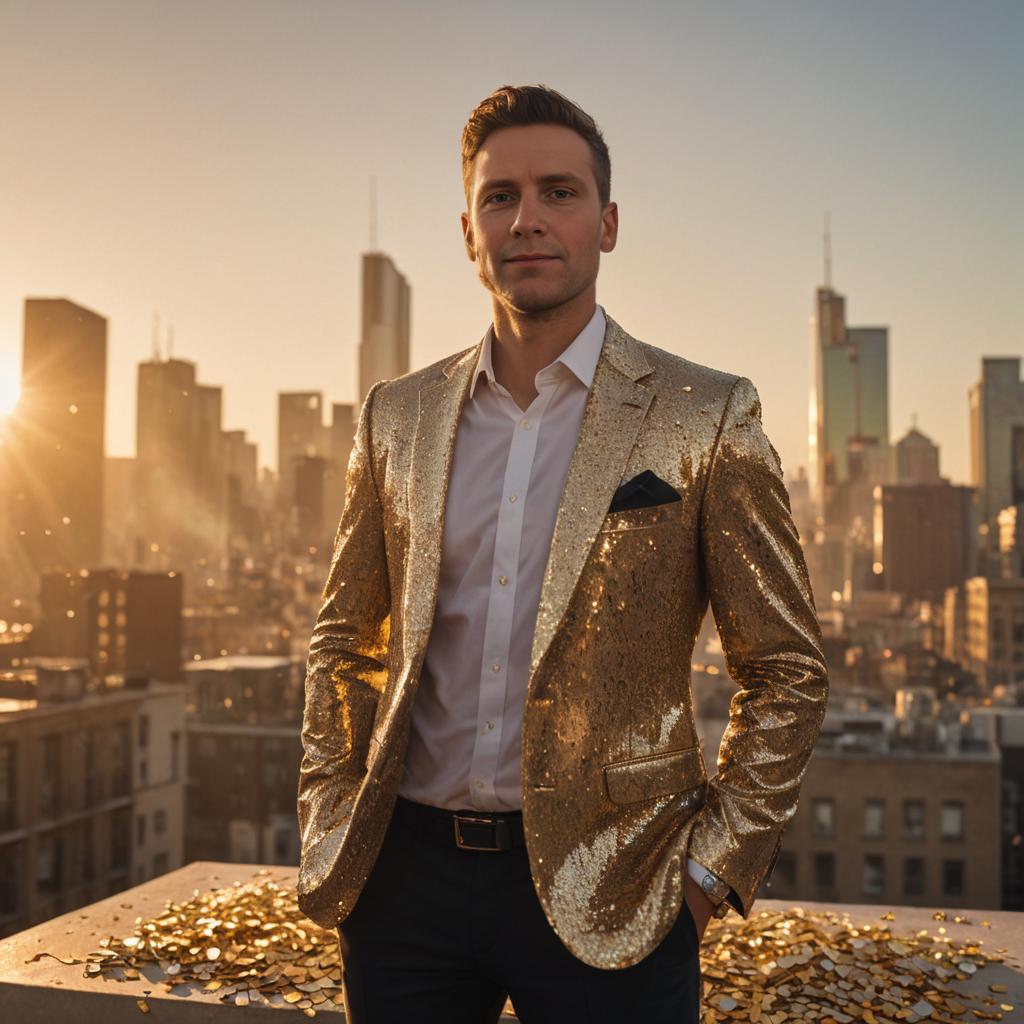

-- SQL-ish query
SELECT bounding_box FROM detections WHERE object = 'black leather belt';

[393,795,526,851]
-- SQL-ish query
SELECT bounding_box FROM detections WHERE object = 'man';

[297,84,828,1023]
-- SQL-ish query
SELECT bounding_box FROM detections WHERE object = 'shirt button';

[491,662,501,672]
[485,721,495,731]
[474,779,485,789]
[521,419,532,430]
[498,575,508,585]
[508,493,518,503]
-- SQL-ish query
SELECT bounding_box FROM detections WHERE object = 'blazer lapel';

[528,315,654,688]
[402,342,479,664]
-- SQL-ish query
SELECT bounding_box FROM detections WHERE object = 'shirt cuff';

[686,857,742,912]
[686,857,717,884]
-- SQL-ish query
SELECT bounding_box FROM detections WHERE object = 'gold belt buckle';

[453,813,510,851]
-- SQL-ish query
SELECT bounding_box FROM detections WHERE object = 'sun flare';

[0,375,19,416]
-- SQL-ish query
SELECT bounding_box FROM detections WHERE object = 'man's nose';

[510,195,547,235]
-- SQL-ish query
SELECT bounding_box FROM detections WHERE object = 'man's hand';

[682,872,716,943]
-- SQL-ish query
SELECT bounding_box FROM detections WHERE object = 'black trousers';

[337,796,703,1023]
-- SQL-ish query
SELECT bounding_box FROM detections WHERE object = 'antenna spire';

[152,310,161,360]
[823,211,832,288]
[369,175,377,252]
[166,323,175,360]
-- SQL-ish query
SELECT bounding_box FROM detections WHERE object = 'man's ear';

[600,201,619,254]
[460,211,476,262]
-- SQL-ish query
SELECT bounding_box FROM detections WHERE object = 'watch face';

[701,874,715,893]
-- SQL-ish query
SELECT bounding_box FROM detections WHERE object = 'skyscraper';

[195,383,227,558]
[277,392,326,508]
[809,283,891,525]
[969,357,1024,534]
[135,354,234,580]
[35,568,184,680]
[323,401,355,537]
[136,356,200,569]
[895,423,941,484]
[873,482,975,602]
[223,429,259,509]
[9,298,107,573]
[357,252,410,417]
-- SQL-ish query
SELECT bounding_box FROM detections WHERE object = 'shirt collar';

[469,304,607,401]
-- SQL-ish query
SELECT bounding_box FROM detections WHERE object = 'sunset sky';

[1,0,1020,481]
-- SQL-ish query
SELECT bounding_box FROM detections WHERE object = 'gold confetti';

[135,999,149,1014]
[73,880,1009,1021]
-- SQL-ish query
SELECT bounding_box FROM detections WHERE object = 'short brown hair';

[461,84,611,209]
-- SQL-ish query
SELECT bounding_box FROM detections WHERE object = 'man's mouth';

[507,255,558,263]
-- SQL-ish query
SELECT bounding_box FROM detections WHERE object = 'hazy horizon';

[1,0,1021,479]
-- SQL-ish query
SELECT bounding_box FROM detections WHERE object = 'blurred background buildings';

[0,249,411,936]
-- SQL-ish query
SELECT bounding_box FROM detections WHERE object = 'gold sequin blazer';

[297,313,829,969]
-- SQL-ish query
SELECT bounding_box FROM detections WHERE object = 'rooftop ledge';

[0,862,1021,1023]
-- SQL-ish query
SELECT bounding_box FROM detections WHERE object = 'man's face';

[461,123,617,315]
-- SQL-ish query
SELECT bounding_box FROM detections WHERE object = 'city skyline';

[1,0,1021,481]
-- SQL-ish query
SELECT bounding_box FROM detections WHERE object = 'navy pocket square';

[607,470,682,513]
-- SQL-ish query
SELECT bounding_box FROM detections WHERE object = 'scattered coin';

[74,881,1013,1021]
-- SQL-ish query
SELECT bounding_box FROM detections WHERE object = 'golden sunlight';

[0,356,20,415]
[0,374,19,416]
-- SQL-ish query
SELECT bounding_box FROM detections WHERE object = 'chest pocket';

[598,499,685,533]
[603,744,706,804]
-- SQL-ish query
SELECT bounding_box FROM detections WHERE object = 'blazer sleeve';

[297,379,391,893]
[687,374,829,918]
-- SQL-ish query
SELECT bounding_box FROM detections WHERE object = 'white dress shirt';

[397,303,727,899]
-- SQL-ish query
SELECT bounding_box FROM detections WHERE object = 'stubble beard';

[476,253,596,320]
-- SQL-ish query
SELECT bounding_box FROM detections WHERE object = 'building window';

[904,856,925,897]
[153,852,169,877]
[83,727,102,806]
[154,809,167,835]
[110,807,131,874]
[772,850,797,889]
[864,799,885,839]
[170,732,181,781]
[36,833,63,894]
[273,828,292,864]
[0,842,20,917]
[942,859,965,897]
[79,819,95,883]
[993,617,1005,647]
[38,735,61,819]
[111,721,132,797]
[0,742,15,831]
[941,801,964,840]
[138,715,150,750]
[137,813,147,846]
[813,852,835,889]
[862,854,884,896]
[903,799,925,839]
[811,798,835,838]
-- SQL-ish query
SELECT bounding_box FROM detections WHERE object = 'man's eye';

[551,188,573,199]
[487,192,512,204]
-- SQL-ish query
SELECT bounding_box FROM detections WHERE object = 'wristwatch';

[696,868,733,919]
